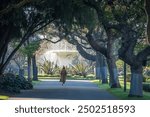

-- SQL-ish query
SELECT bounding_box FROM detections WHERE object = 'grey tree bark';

[32,55,38,81]
[107,58,120,88]
[96,52,108,83]
[76,43,108,83]
[19,69,24,78]
[27,56,32,82]
[129,66,143,97]
[86,32,119,87]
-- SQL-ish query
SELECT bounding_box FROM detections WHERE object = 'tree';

[0,0,41,16]
[21,39,41,81]
[102,0,150,96]
[3,42,26,76]
[32,55,38,81]
[68,34,108,83]
[0,0,56,74]
[54,0,119,87]
[12,51,26,78]
[145,0,150,43]
[86,28,120,87]
[81,0,150,96]
[109,1,150,97]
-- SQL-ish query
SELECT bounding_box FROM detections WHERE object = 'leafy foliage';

[72,63,92,77]
[116,60,131,74]
[39,57,59,75]
[0,73,33,93]
[21,40,41,57]
[143,67,150,81]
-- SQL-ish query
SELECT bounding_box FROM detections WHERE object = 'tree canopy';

[0,0,150,97]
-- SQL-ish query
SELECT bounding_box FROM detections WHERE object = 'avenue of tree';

[0,0,150,97]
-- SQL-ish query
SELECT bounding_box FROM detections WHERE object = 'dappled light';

[0,0,150,100]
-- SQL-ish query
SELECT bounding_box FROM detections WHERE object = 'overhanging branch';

[0,0,41,16]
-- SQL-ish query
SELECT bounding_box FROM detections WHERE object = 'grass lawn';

[38,76,96,80]
[0,90,13,100]
[93,80,150,100]
[0,95,9,100]
[32,80,41,85]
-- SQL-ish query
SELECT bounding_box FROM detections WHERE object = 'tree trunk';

[27,56,32,82]
[0,32,31,75]
[96,53,101,79]
[32,55,38,81]
[100,56,108,84]
[107,58,120,88]
[76,44,96,61]
[124,62,127,92]
[129,66,143,97]
[96,52,108,83]
[19,69,24,78]
[106,33,120,88]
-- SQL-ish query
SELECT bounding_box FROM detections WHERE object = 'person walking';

[60,66,67,86]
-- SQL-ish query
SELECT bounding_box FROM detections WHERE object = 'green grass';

[32,80,41,85]
[0,95,9,100]
[38,76,96,80]
[92,80,150,100]
[38,77,59,79]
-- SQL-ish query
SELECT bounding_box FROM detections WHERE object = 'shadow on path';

[9,80,117,100]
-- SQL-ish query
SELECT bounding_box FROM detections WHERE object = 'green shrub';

[38,74,60,77]
[143,75,150,81]
[67,74,72,77]
[38,74,50,77]
[50,74,60,77]
[38,58,59,75]
[71,63,93,77]
[143,83,150,92]
[0,73,20,93]
[86,74,95,79]
[0,73,33,93]
[72,75,81,78]
[16,75,33,90]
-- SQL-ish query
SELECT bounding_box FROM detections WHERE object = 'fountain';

[37,40,78,67]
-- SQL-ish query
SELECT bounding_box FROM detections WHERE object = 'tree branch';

[137,46,150,62]
[44,38,63,44]
[31,19,55,35]
[0,0,41,16]
[76,43,96,61]
[86,31,107,57]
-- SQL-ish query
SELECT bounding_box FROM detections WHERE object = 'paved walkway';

[9,80,117,100]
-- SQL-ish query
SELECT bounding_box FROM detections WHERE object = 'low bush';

[16,75,33,90]
[143,75,150,82]
[38,74,50,77]
[50,74,60,77]
[72,75,84,78]
[86,74,95,79]
[0,73,33,93]
[38,74,60,77]
[67,74,72,77]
